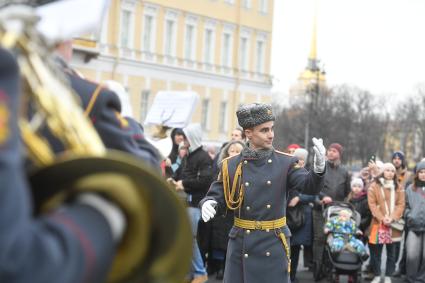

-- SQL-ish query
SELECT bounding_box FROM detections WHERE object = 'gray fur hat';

[236,103,275,129]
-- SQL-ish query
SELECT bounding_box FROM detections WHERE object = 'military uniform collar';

[241,142,274,160]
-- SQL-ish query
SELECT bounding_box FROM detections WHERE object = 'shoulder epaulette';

[275,150,294,157]
[220,154,239,163]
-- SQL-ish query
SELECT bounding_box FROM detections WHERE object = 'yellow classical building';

[71,0,274,144]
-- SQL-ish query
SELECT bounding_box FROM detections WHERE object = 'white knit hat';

[350,177,364,189]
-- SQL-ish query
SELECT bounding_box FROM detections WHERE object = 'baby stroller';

[322,202,365,283]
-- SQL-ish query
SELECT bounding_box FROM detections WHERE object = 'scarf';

[379,178,395,215]
[241,142,274,160]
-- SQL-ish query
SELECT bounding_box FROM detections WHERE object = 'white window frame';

[259,0,268,14]
[184,15,198,64]
[163,9,178,64]
[219,99,228,133]
[255,39,266,74]
[239,28,251,73]
[201,98,210,130]
[119,0,136,51]
[242,0,251,9]
[203,20,217,71]
[221,24,235,74]
[140,90,150,122]
[142,4,158,61]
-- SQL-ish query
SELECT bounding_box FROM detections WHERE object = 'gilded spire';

[307,1,318,70]
[309,12,317,60]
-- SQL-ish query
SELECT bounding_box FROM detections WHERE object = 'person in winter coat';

[288,148,315,283]
[404,160,425,283]
[367,163,405,283]
[199,103,326,283]
[174,124,213,283]
[312,143,351,281]
[164,128,186,178]
[346,178,372,238]
[208,140,246,279]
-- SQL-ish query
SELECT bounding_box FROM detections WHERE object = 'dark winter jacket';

[317,161,351,206]
[348,193,372,234]
[181,146,213,207]
[404,184,425,232]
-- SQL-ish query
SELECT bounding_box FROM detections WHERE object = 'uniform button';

[266,251,271,257]
[245,182,250,187]
[246,206,250,211]
[244,160,248,164]
[246,229,251,234]
[244,253,249,258]
[268,159,272,163]
[266,204,271,209]
[266,180,271,185]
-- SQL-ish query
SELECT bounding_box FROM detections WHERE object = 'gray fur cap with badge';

[236,103,275,129]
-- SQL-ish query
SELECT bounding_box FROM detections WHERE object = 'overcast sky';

[271,0,425,100]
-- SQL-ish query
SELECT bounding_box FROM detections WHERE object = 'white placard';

[36,0,111,43]
[144,91,199,128]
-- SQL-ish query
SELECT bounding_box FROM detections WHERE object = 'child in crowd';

[324,209,368,260]
[346,178,372,238]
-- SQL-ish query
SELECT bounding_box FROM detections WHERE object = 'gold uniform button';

[246,229,251,234]
[266,204,271,209]
[266,180,272,185]
[245,182,250,187]
[268,159,272,163]
[244,253,249,258]
[266,252,271,257]
[246,206,250,211]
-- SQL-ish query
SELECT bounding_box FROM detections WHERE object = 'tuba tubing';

[0,9,192,283]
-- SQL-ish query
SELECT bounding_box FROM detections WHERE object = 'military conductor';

[199,103,326,283]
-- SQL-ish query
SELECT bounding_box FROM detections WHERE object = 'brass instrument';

[0,8,191,283]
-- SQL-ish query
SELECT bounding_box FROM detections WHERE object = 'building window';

[239,37,248,71]
[219,101,228,133]
[185,24,195,60]
[164,19,176,57]
[201,98,210,129]
[259,0,268,13]
[224,0,235,4]
[204,29,214,65]
[222,32,232,68]
[143,15,154,52]
[140,90,150,122]
[120,10,131,48]
[242,0,251,8]
[256,40,265,73]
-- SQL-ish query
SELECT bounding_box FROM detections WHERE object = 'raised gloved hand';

[201,200,217,222]
[312,137,326,174]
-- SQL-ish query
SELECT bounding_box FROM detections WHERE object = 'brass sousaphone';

[0,7,191,283]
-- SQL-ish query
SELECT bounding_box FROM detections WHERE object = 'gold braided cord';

[279,232,292,273]
[222,159,244,210]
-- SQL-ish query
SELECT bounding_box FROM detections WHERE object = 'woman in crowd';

[404,160,425,283]
[208,140,245,279]
[367,163,405,283]
[288,148,315,283]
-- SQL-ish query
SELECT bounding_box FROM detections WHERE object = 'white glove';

[312,137,326,174]
[201,200,217,222]
[78,193,126,242]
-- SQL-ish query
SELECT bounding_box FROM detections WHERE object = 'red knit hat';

[287,144,301,150]
[328,143,343,157]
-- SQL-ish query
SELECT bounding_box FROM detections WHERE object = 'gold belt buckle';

[255,221,262,229]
